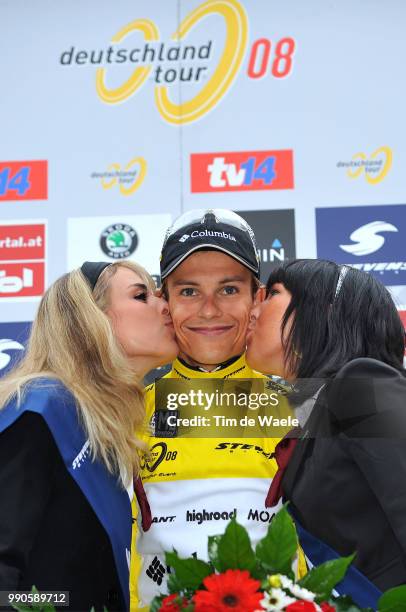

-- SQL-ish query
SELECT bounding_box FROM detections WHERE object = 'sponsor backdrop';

[1,0,405,369]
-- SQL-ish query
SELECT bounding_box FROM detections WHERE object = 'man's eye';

[222,286,238,295]
[180,288,197,297]
[134,292,148,302]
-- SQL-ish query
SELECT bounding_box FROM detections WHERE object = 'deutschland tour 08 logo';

[100,223,138,259]
[59,0,296,124]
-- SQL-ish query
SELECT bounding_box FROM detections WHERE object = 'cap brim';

[160,243,259,280]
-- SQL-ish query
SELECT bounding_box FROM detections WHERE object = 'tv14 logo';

[191,150,294,192]
[0,161,48,201]
[0,223,46,298]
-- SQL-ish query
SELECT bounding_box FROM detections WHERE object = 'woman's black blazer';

[283,358,406,592]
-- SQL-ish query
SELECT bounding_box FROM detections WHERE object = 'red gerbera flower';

[320,604,336,612]
[193,569,262,612]
[159,593,189,611]
[285,602,317,611]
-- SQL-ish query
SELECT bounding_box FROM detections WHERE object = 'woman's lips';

[187,325,234,336]
[164,321,175,334]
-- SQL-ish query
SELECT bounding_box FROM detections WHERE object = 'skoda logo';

[100,223,138,259]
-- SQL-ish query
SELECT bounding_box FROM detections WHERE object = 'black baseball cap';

[160,209,260,280]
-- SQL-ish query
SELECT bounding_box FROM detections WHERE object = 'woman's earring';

[293,347,302,359]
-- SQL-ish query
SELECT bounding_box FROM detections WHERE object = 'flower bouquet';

[150,507,406,612]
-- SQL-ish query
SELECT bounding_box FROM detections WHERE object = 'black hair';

[266,259,405,379]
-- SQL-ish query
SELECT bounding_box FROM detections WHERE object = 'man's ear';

[254,284,266,304]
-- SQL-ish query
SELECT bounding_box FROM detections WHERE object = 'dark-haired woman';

[246,259,406,609]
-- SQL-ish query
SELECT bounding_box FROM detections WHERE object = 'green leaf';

[378,584,406,611]
[250,561,268,582]
[208,535,222,572]
[217,518,256,572]
[38,600,57,612]
[326,596,365,612]
[167,570,186,595]
[255,505,298,575]
[150,595,165,612]
[165,550,212,590]
[299,554,355,601]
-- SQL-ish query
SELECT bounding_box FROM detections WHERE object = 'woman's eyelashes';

[133,291,148,302]
[267,286,279,298]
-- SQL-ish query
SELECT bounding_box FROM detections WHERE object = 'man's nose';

[198,294,221,318]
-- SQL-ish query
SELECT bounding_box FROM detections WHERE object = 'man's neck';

[178,353,242,373]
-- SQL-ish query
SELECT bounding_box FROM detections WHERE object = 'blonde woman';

[0,261,178,611]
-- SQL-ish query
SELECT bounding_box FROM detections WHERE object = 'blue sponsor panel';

[0,321,31,377]
[316,205,406,286]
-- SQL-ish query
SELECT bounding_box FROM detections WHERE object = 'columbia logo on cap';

[179,234,190,242]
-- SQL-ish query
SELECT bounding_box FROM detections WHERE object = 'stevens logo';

[191,150,294,192]
[316,205,406,286]
[339,221,397,256]
[0,322,31,376]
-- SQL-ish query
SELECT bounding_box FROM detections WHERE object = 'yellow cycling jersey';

[130,355,304,610]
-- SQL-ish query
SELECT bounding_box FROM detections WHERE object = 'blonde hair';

[0,261,155,487]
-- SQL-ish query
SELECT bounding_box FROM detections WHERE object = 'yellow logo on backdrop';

[100,157,147,195]
[95,0,248,124]
[347,146,393,184]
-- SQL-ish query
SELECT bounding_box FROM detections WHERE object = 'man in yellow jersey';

[130,209,299,610]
